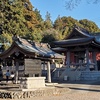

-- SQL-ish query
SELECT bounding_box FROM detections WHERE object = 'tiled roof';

[54,37,95,47]
[53,26,100,48]
[15,37,65,59]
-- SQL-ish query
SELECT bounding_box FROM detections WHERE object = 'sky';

[30,0,100,28]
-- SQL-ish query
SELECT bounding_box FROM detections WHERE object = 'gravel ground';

[12,91,100,100]
[17,82,100,100]
[1,81,100,100]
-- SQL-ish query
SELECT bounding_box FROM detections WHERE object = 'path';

[1,80,100,100]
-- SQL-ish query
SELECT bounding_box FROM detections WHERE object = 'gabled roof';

[53,26,100,50]
[65,26,92,39]
[54,37,95,47]
[0,37,65,59]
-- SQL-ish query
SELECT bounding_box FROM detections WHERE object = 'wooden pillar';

[43,61,45,70]
[15,60,19,84]
[86,49,90,70]
[47,61,51,83]
[12,60,14,70]
[3,59,6,67]
[93,51,98,70]
[66,50,70,68]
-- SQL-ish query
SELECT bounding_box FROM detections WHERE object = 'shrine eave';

[54,37,94,46]
[53,37,100,49]
[65,26,92,39]
[52,47,67,52]
[0,38,65,59]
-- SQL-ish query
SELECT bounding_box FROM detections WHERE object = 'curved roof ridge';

[0,37,65,59]
[75,26,92,37]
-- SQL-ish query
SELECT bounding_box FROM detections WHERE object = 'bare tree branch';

[87,0,100,4]
[65,0,100,10]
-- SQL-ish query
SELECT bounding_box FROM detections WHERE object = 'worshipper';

[10,71,15,83]
[6,70,10,83]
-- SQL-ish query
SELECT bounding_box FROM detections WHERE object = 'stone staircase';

[0,82,21,92]
[80,71,100,81]
[52,67,66,81]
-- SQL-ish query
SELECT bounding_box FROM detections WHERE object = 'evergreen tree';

[79,19,100,33]
[34,8,43,22]
[0,0,39,44]
[54,16,80,39]
[44,11,53,29]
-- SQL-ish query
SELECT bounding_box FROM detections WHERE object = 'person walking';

[10,71,15,83]
[6,70,10,83]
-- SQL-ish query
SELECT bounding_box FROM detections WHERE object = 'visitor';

[6,70,10,83]
[10,71,15,83]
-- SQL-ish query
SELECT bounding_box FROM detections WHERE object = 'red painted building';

[52,26,100,70]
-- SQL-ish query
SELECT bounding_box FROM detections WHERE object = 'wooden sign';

[24,59,41,76]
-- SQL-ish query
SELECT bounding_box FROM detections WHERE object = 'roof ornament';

[74,24,90,34]
[12,34,20,41]
[74,24,80,30]
[74,23,78,28]
[47,43,51,49]
[15,51,19,56]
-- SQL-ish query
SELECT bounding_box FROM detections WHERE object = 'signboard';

[24,59,41,76]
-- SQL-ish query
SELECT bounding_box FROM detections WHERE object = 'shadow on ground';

[52,80,100,85]
[69,87,100,92]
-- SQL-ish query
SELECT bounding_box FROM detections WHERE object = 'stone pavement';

[52,80,100,93]
[1,80,100,91]
[15,80,100,100]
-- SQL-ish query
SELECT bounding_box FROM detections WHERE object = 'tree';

[34,8,43,22]
[0,0,39,41]
[54,16,80,39]
[0,0,41,50]
[41,29,60,44]
[79,19,100,33]
[53,15,62,30]
[44,11,53,29]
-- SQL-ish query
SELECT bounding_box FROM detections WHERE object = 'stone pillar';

[86,49,90,70]
[47,61,51,83]
[66,50,70,68]
[15,61,19,84]
[93,51,98,70]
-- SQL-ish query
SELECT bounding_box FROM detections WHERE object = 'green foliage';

[0,33,12,50]
[34,8,43,22]
[53,16,80,39]
[44,12,53,29]
[41,28,60,44]
[0,0,39,39]
[54,16,100,39]
[0,0,40,50]
[79,19,100,33]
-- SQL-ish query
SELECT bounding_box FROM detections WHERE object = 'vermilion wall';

[65,52,100,64]
[96,53,100,61]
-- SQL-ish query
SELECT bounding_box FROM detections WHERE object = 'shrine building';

[0,36,65,83]
[52,26,100,81]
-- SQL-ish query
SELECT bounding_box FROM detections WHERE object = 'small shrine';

[0,36,65,86]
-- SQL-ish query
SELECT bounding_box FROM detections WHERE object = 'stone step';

[80,71,100,81]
